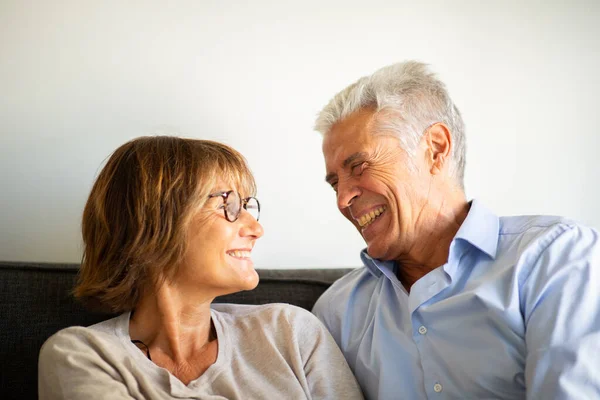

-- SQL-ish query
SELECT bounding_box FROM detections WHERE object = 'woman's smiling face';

[174,180,264,299]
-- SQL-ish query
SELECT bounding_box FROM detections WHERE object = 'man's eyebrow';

[325,172,337,184]
[325,152,368,184]
[342,152,367,168]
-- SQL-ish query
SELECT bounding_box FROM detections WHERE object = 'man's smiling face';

[322,107,433,261]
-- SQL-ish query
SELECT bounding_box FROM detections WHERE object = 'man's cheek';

[341,209,354,223]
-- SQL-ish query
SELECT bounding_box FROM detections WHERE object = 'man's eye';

[351,162,366,175]
[331,183,338,193]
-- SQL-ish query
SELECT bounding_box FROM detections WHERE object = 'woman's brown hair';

[74,136,256,313]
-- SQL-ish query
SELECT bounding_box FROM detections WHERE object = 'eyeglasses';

[208,190,260,222]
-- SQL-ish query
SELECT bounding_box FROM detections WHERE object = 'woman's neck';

[129,282,216,364]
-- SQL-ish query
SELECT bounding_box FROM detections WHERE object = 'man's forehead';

[324,106,378,143]
[322,108,380,176]
[327,108,375,137]
[323,127,373,164]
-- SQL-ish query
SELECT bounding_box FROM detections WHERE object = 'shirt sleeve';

[521,225,600,399]
[290,307,364,400]
[38,327,135,400]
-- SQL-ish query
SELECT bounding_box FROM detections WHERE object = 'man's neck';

[396,199,470,292]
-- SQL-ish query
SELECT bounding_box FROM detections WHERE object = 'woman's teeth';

[357,206,386,228]
[227,250,251,259]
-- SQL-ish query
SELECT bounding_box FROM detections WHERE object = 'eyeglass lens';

[221,191,260,222]
[243,197,260,221]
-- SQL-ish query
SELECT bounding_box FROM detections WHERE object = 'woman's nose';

[239,211,264,239]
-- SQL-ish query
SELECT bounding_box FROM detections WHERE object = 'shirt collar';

[360,249,389,278]
[453,199,499,259]
[360,199,499,278]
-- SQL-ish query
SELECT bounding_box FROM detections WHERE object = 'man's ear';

[426,123,452,175]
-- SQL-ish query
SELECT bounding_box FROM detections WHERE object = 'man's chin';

[366,242,384,260]
[366,239,399,261]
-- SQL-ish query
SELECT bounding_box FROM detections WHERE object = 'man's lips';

[354,206,387,228]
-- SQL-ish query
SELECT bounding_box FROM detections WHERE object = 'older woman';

[38,136,363,399]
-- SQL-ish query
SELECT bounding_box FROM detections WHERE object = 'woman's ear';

[426,123,452,175]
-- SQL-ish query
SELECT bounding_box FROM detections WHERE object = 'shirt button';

[418,326,427,335]
[434,383,443,393]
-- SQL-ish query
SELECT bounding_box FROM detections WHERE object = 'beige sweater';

[38,303,364,399]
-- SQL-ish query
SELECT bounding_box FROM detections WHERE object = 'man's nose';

[336,180,361,211]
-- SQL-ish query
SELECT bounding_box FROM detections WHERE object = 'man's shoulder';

[495,214,599,281]
[321,266,374,300]
[312,267,376,323]
[499,214,578,236]
[498,214,597,249]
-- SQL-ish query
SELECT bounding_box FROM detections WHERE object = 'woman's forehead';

[213,176,255,197]
[212,179,234,192]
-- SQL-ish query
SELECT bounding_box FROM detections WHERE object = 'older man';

[312,61,600,399]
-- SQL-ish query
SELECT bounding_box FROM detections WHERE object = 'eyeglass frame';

[207,190,261,222]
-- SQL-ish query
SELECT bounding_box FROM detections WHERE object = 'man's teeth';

[227,250,251,259]
[357,206,386,228]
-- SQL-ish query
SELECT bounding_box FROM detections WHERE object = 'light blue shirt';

[313,200,600,399]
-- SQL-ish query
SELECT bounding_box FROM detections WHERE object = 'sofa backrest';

[0,261,351,400]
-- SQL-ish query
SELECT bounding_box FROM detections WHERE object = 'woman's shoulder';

[212,303,322,329]
[39,316,126,361]
[212,302,312,317]
[39,326,103,366]
[41,326,91,347]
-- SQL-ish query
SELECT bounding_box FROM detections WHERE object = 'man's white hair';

[315,61,466,189]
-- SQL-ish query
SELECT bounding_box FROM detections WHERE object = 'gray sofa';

[0,261,352,400]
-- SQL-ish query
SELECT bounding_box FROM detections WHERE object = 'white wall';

[1,0,599,268]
